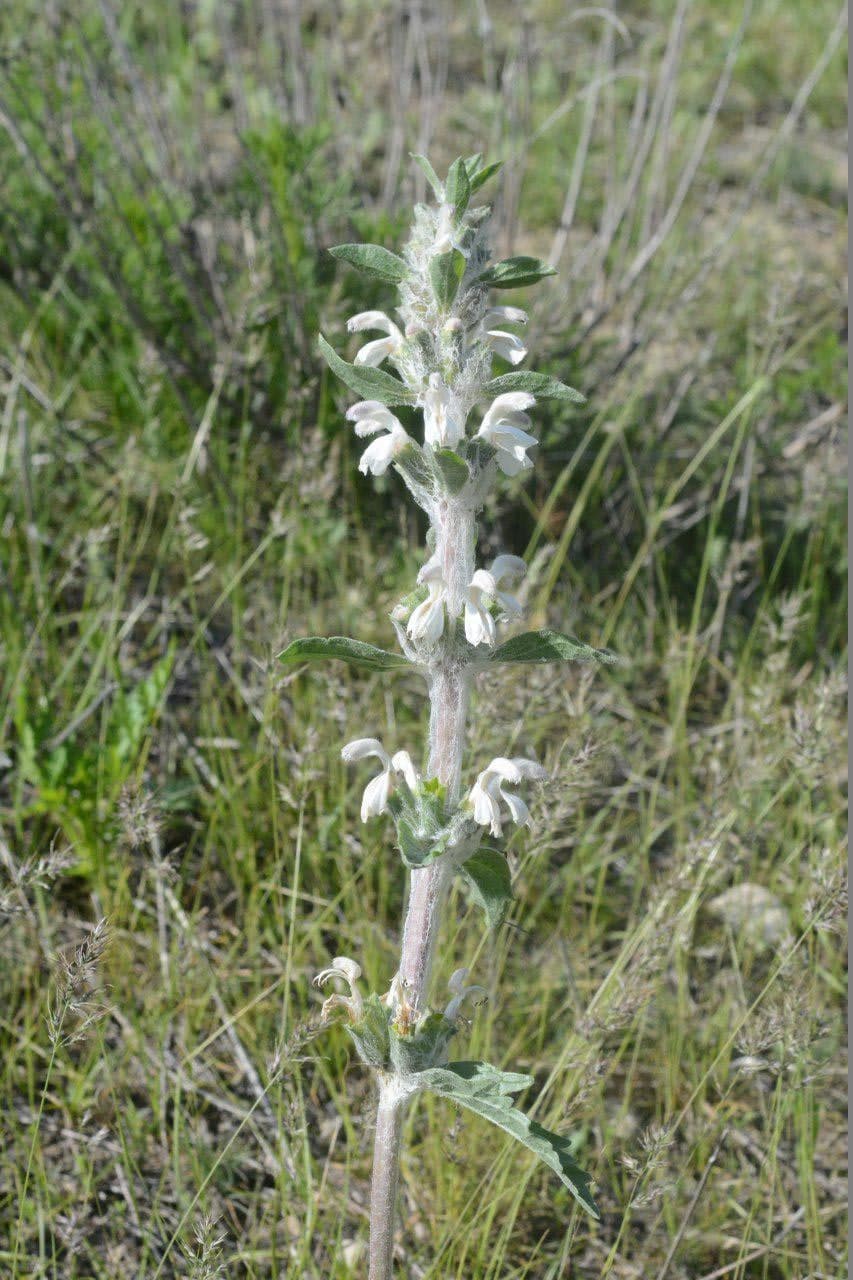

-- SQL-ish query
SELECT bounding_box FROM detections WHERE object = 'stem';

[367,1077,406,1280]
[367,497,476,1274]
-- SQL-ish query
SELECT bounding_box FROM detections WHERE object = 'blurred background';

[0,1,847,1276]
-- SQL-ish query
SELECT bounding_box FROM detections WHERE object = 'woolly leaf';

[279,636,411,672]
[346,993,391,1068]
[411,153,443,199]
[489,630,618,666]
[432,448,470,494]
[318,335,415,407]
[417,1061,599,1217]
[328,243,409,283]
[468,160,503,193]
[444,157,471,221]
[460,847,512,927]
[477,256,557,289]
[430,248,466,310]
[483,371,586,404]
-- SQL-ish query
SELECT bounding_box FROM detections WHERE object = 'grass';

[0,0,847,1276]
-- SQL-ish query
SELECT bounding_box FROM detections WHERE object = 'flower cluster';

[341,734,546,840]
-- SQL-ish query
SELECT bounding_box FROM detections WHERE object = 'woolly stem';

[367,1077,407,1280]
[368,497,475,1275]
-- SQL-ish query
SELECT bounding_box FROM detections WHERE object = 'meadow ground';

[0,1,847,1276]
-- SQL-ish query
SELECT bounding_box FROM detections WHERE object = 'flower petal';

[347,310,399,335]
[361,769,392,821]
[341,737,390,765]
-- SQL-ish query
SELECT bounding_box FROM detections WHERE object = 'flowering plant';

[281,155,617,1277]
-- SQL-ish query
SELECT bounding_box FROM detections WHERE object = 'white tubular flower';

[406,554,447,644]
[475,392,538,476]
[341,737,418,821]
[443,968,488,1022]
[423,373,466,448]
[468,756,547,837]
[346,400,412,476]
[464,555,527,647]
[474,307,529,366]
[347,310,404,367]
[314,955,364,1023]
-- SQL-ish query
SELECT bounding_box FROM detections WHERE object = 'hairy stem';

[368,498,476,1275]
[367,1077,406,1280]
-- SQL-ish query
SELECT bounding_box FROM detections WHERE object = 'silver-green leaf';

[417,1061,599,1217]
[279,636,412,672]
[429,248,466,310]
[432,448,470,494]
[459,847,512,927]
[411,153,443,199]
[477,256,557,289]
[489,630,619,666]
[318,335,415,407]
[444,157,471,222]
[483,371,585,404]
[328,243,409,283]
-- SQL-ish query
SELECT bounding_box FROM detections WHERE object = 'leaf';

[444,157,471,221]
[328,243,409,283]
[489,630,619,667]
[432,448,470,494]
[418,1061,599,1217]
[347,993,391,1068]
[318,335,415,407]
[468,160,503,193]
[483,370,586,404]
[411,153,443,199]
[464,152,484,177]
[278,636,412,672]
[429,248,466,310]
[460,847,512,927]
[477,256,558,289]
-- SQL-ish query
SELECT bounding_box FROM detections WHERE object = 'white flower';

[443,967,488,1022]
[464,554,527,647]
[468,756,547,837]
[474,306,529,365]
[406,554,447,645]
[433,203,469,256]
[346,400,412,476]
[347,310,404,367]
[475,392,538,476]
[423,373,466,448]
[313,955,364,1022]
[341,737,419,821]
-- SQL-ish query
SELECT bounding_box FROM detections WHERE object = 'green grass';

[0,0,847,1276]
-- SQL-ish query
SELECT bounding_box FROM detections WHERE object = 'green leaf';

[429,248,466,310]
[483,370,586,404]
[328,243,409,283]
[411,153,443,199]
[464,152,484,176]
[432,448,470,494]
[477,256,557,289]
[346,993,391,1068]
[278,636,412,672]
[418,1061,599,1217]
[444,157,471,221]
[318,335,415,407]
[460,848,512,927]
[489,630,618,666]
[468,160,503,193]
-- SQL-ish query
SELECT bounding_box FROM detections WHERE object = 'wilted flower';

[464,554,527,646]
[313,956,365,1022]
[475,392,538,475]
[341,737,419,821]
[443,968,488,1022]
[346,401,412,476]
[347,311,404,367]
[468,757,547,836]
